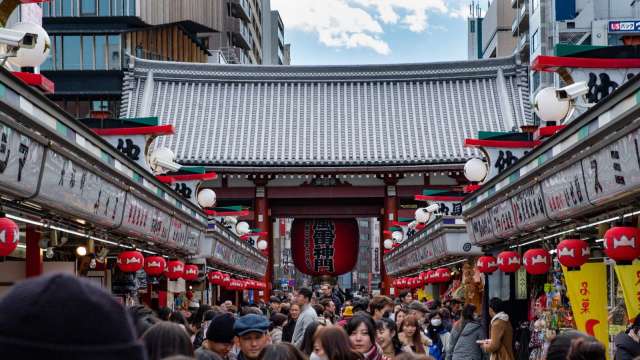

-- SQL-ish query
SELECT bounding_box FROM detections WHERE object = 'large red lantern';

[435,268,451,283]
[221,273,231,288]
[497,251,520,273]
[557,239,590,269]
[523,248,550,275]
[117,251,144,273]
[291,219,359,276]
[166,260,185,280]
[0,217,18,256]
[144,256,166,276]
[604,225,640,264]
[183,264,199,281]
[208,271,223,285]
[476,256,498,274]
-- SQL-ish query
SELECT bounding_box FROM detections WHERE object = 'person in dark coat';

[615,317,640,360]
[446,304,485,360]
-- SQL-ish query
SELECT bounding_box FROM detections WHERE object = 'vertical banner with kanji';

[614,261,640,321]
[563,262,609,356]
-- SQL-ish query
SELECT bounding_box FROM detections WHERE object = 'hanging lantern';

[419,271,428,285]
[476,255,498,274]
[557,238,590,270]
[196,189,216,208]
[183,264,199,281]
[523,248,550,275]
[392,231,404,243]
[398,277,408,289]
[383,238,394,249]
[236,222,251,236]
[464,158,488,182]
[415,208,431,223]
[221,273,231,288]
[604,224,640,264]
[166,260,185,280]
[207,271,223,285]
[435,268,451,283]
[144,256,166,276]
[408,277,416,288]
[0,217,19,256]
[425,270,436,284]
[117,251,144,273]
[497,251,520,273]
[257,240,268,250]
[291,219,359,276]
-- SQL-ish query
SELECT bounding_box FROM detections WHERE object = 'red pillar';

[25,224,43,278]
[381,178,398,295]
[254,183,272,300]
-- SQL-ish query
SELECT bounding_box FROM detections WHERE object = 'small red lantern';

[523,248,551,275]
[183,264,199,281]
[0,217,19,256]
[398,277,408,288]
[557,239,590,269]
[497,251,520,273]
[144,256,166,276]
[604,225,640,264]
[419,271,428,285]
[221,273,231,288]
[166,260,185,280]
[117,251,144,273]
[435,268,451,283]
[425,270,436,284]
[476,256,498,274]
[208,271,223,285]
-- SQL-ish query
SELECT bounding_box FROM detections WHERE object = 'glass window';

[43,1,50,17]
[62,0,73,16]
[112,0,123,16]
[532,29,540,51]
[107,35,121,70]
[63,36,81,69]
[77,100,91,118]
[99,0,109,16]
[81,0,97,15]
[55,36,63,70]
[41,51,53,70]
[82,36,94,69]
[128,0,135,16]
[95,35,106,69]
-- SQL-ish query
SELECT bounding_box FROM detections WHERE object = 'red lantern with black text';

[604,225,640,264]
[117,251,144,273]
[557,239,590,269]
[523,248,550,275]
[183,264,199,281]
[497,251,520,273]
[476,256,498,274]
[166,260,185,280]
[291,219,359,276]
[144,256,166,276]
[0,217,19,256]
[435,268,451,283]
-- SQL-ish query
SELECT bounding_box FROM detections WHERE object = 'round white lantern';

[533,87,571,123]
[196,189,216,208]
[8,22,51,68]
[392,231,404,243]
[383,239,394,249]
[257,240,268,250]
[236,221,250,235]
[415,208,431,223]
[464,158,488,182]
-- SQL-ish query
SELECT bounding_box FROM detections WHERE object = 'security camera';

[425,203,440,213]
[0,28,37,49]
[556,82,588,100]
[153,158,182,172]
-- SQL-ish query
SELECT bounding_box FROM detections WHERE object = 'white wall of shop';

[0,261,75,297]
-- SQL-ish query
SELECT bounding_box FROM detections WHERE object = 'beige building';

[209,0,264,64]
[468,0,518,59]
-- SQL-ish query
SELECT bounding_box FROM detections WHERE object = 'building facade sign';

[469,210,496,245]
[492,199,518,239]
[511,183,549,230]
[0,122,44,198]
[211,237,267,276]
[541,161,592,221]
[609,20,640,33]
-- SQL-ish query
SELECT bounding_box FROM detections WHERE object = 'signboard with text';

[0,122,44,198]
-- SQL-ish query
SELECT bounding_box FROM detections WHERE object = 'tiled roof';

[120,56,531,167]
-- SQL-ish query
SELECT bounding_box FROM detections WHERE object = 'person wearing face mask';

[313,326,363,360]
[445,304,484,360]
[426,312,450,360]
[370,296,394,322]
[376,318,403,359]
[615,316,640,360]
[346,314,389,360]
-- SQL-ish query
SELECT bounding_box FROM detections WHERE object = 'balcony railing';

[230,0,251,22]
[511,3,529,35]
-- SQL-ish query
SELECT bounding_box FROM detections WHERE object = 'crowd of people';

[0,273,632,360]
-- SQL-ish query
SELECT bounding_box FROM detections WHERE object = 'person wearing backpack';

[446,304,485,360]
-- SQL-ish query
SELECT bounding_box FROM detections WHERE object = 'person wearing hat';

[196,313,237,360]
[269,296,282,316]
[408,301,428,326]
[0,273,146,359]
[233,313,271,360]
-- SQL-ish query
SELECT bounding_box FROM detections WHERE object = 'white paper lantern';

[415,208,431,223]
[533,87,571,123]
[464,158,488,182]
[257,240,268,250]
[236,221,250,235]
[392,231,404,243]
[8,22,50,68]
[196,189,216,208]
[383,239,393,249]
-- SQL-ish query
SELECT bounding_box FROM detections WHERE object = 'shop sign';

[609,20,640,33]
[614,262,640,321]
[211,238,267,276]
[582,128,640,205]
[469,209,495,245]
[37,150,126,228]
[119,195,158,241]
[491,200,518,239]
[541,161,592,220]
[104,135,150,172]
[168,217,188,249]
[515,267,527,300]
[151,210,171,243]
[185,227,203,254]
[484,147,531,183]
[511,183,549,230]
[0,123,44,198]
[568,67,639,105]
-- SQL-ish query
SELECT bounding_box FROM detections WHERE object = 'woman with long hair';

[376,318,403,359]
[345,314,387,360]
[394,308,407,331]
[446,304,484,360]
[282,303,300,343]
[141,322,194,360]
[313,326,363,360]
[300,321,327,356]
[398,315,426,355]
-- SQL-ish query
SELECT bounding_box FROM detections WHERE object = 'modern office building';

[209,0,264,65]
[262,8,289,65]
[468,0,517,59]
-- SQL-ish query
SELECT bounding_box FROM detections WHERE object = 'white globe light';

[533,87,571,123]
[464,158,488,182]
[236,221,250,235]
[224,216,238,225]
[257,240,268,250]
[76,246,87,257]
[196,188,216,208]
[8,22,50,68]
[384,239,393,249]
[392,231,404,242]
[415,208,431,223]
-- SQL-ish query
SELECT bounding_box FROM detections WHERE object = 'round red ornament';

[604,225,640,264]
[221,273,231,287]
[497,251,520,273]
[144,256,166,276]
[435,268,451,283]
[183,264,199,281]
[166,260,185,280]
[0,217,18,256]
[523,248,551,275]
[557,239,590,269]
[425,270,436,284]
[476,256,498,274]
[117,251,144,273]
[208,271,223,285]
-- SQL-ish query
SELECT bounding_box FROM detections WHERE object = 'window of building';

[46,34,122,70]
[54,35,63,69]
[62,0,73,16]
[532,29,540,51]
[99,0,110,16]
[107,35,121,70]
[95,35,107,69]
[63,36,81,69]
[470,20,475,33]
[532,0,540,13]
[82,36,94,69]
[81,0,97,16]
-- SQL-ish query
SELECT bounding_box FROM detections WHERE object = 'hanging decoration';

[221,273,231,288]
[476,255,498,274]
[0,217,19,257]
[144,256,166,276]
[497,251,521,273]
[557,238,590,270]
[435,268,451,283]
[166,260,185,280]
[523,248,551,275]
[208,271,223,285]
[183,264,199,281]
[117,251,144,273]
[604,224,640,264]
[425,270,436,284]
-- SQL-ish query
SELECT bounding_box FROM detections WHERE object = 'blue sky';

[271,0,487,65]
